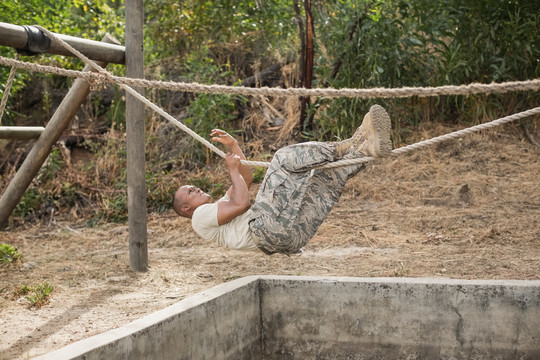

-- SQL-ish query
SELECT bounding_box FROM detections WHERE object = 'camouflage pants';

[249,142,364,254]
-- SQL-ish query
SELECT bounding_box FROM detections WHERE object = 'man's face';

[176,185,212,212]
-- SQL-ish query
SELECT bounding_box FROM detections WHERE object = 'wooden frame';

[0,2,148,272]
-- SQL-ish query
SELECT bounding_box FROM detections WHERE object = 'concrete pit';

[34,276,540,360]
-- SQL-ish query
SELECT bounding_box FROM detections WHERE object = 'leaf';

[408,37,423,46]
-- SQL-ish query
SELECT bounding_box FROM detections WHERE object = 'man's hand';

[224,152,242,171]
[210,128,253,192]
[211,129,237,148]
[211,130,253,225]
[218,152,251,225]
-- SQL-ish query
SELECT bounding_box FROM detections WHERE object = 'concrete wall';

[34,276,262,360]
[34,276,540,360]
[259,277,540,359]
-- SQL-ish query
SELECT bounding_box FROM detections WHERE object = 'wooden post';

[125,0,148,272]
[0,34,119,228]
[0,126,44,139]
[0,22,125,64]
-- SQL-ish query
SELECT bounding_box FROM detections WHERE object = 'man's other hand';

[224,152,242,170]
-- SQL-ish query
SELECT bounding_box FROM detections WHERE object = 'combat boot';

[350,104,392,158]
[334,119,367,157]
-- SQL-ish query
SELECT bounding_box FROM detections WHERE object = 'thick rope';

[314,106,540,169]
[3,27,539,170]
[1,54,540,99]
[0,53,21,126]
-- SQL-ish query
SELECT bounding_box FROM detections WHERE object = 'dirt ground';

[1,122,539,359]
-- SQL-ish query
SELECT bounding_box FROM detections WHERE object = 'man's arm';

[217,153,251,225]
[210,129,253,191]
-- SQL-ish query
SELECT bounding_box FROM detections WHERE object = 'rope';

[0,53,21,126]
[1,54,540,99]
[313,106,540,169]
[2,26,539,170]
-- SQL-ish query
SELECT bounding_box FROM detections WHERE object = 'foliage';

[0,244,23,264]
[14,282,54,308]
[441,0,539,84]
[145,0,297,62]
[252,166,266,184]
[183,46,247,136]
[0,0,125,59]
[14,188,44,219]
[0,0,125,124]
[309,0,540,143]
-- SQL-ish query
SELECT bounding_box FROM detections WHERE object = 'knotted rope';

[315,106,540,169]
[1,54,540,99]
[2,26,539,169]
[0,53,21,126]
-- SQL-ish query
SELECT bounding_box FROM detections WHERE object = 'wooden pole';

[125,0,148,272]
[0,126,44,139]
[0,22,125,64]
[0,34,119,228]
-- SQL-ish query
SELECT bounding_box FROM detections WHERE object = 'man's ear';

[181,204,190,212]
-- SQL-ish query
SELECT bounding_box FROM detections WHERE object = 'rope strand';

[1,54,539,99]
[310,106,540,170]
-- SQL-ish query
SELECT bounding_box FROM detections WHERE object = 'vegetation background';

[0,0,539,226]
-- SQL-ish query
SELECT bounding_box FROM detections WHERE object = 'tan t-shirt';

[191,194,258,251]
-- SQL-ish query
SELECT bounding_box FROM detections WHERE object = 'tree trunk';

[293,0,315,135]
[303,0,315,131]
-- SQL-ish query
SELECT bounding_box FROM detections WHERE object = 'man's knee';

[271,146,298,171]
[273,146,293,161]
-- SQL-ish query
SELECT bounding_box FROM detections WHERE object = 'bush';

[307,0,540,143]
[0,244,23,264]
[14,282,54,308]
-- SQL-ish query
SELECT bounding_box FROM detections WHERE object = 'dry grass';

[0,120,539,359]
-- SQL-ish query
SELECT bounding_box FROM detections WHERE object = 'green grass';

[14,282,54,309]
[0,244,23,264]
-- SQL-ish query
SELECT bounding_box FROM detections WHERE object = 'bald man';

[173,105,392,255]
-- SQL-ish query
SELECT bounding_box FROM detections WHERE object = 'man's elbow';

[240,200,251,213]
[230,199,251,215]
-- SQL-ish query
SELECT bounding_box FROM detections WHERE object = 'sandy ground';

[1,123,539,359]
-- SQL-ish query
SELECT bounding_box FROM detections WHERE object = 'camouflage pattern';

[249,142,365,254]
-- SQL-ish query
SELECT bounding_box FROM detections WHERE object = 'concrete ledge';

[34,277,540,360]
[34,276,262,360]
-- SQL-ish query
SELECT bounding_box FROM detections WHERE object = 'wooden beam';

[0,34,119,228]
[0,22,125,64]
[126,0,148,272]
[0,126,44,139]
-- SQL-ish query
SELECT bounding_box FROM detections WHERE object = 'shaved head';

[172,185,212,218]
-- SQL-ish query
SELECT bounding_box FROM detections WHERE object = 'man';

[172,105,392,255]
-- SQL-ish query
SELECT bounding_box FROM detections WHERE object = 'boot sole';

[368,105,392,157]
